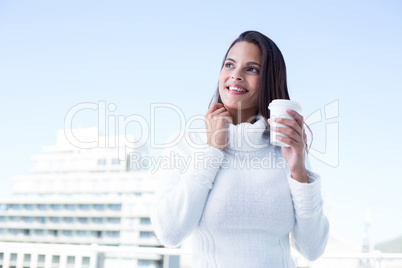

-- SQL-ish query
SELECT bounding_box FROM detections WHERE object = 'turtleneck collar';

[226,114,270,152]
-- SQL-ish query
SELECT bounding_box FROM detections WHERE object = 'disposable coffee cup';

[268,99,302,147]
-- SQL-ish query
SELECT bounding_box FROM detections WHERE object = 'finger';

[206,107,226,123]
[272,126,303,144]
[286,109,304,129]
[210,107,227,117]
[276,134,303,150]
[205,109,232,127]
[274,117,302,137]
[207,103,225,114]
[213,111,233,124]
[217,111,233,124]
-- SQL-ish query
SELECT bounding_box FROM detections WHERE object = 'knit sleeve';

[151,132,224,248]
[287,154,330,261]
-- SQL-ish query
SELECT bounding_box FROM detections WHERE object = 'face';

[219,41,262,112]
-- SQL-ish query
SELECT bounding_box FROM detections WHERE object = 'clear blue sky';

[1,0,401,244]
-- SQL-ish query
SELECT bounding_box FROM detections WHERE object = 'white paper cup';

[268,99,302,147]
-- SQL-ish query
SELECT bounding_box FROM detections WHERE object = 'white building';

[0,128,171,268]
[1,128,402,268]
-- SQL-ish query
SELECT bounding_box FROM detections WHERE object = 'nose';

[231,70,243,81]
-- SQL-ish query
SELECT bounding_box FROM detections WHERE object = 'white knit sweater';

[151,115,329,268]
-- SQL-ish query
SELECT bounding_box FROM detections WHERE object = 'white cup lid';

[268,99,302,112]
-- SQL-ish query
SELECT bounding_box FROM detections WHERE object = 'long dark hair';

[211,30,313,152]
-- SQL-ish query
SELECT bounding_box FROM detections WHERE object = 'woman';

[151,31,329,267]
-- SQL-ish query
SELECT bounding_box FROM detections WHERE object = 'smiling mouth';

[227,86,248,93]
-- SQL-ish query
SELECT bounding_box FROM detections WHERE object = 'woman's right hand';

[204,103,233,150]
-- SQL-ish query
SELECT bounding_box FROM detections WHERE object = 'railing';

[292,251,402,268]
[0,242,402,268]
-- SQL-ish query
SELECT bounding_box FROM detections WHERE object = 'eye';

[224,62,234,68]
[247,67,260,74]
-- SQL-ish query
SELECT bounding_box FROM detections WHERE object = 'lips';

[226,84,248,94]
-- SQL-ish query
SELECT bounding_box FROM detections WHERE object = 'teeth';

[228,86,247,92]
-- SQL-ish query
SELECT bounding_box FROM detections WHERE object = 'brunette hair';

[211,30,313,152]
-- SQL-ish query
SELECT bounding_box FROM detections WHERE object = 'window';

[92,218,103,224]
[139,231,154,239]
[94,204,105,211]
[62,230,73,237]
[82,257,90,265]
[23,229,30,235]
[8,229,20,235]
[79,204,90,211]
[38,204,47,211]
[109,204,121,211]
[77,217,88,224]
[63,217,74,223]
[98,159,106,165]
[38,255,45,263]
[105,231,120,237]
[0,216,7,222]
[23,217,34,223]
[51,204,62,211]
[34,230,44,236]
[35,217,46,224]
[23,254,31,262]
[90,231,102,238]
[49,230,58,237]
[10,204,21,210]
[138,259,152,266]
[10,253,17,261]
[107,218,120,224]
[77,230,88,237]
[67,256,75,264]
[0,204,8,211]
[24,204,34,210]
[140,218,151,225]
[52,256,60,265]
[49,217,60,223]
[65,204,75,211]
[10,216,21,222]
[112,158,120,165]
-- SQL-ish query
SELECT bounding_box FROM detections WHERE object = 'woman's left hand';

[268,109,308,183]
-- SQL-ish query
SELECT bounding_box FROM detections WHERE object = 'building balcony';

[0,210,122,217]
[0,221,122,231]
[0,234,121,245]
[1,241,402,268]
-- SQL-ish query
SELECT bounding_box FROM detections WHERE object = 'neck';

[225,106,258,125]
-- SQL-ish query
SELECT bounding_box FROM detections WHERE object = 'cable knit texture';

[151,115,329,267]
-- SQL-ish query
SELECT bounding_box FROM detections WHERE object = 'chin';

[223,99,245,109]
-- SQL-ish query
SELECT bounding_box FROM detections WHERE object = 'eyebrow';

[226,58,261,67]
